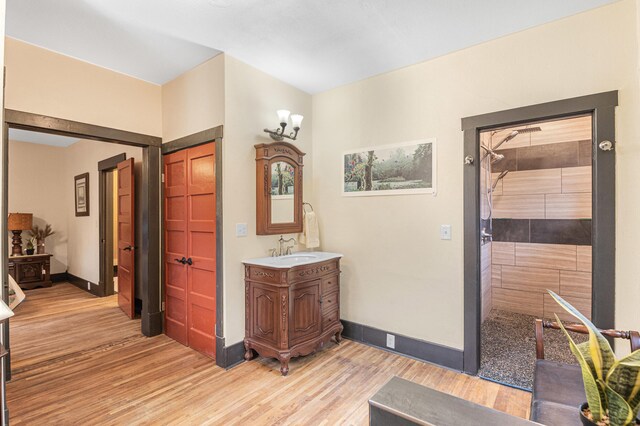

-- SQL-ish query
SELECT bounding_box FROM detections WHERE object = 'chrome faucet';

[271,235,296,257]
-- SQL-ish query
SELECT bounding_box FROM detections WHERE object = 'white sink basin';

[243,251,343,268]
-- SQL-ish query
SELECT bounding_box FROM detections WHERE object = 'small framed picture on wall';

[74,172,90,217]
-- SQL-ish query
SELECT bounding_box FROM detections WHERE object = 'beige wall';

[8,140,68,273]
[5,38,162,137]
[312,0,640,350]
[222,55,313,344]
[65,140,141,285]
[161,54,225,142]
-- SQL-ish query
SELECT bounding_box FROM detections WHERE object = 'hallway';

[6,284,531,424]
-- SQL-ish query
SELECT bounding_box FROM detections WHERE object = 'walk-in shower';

[480,127,541,243]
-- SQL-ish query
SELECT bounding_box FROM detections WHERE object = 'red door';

[164,143,216,358]
[164,150,188,345]
[117,158,135,318]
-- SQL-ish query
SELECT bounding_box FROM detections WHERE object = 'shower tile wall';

[482,115,593,323]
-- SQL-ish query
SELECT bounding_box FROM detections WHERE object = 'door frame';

[2,109,163,338]
[162,126,231,368]
[460,91,618,375]
[98,153,127,298]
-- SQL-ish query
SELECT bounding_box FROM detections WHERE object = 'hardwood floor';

[7,283,531,425]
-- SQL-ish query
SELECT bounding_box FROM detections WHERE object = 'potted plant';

[549,290,640,426]
[29,224,54,254]
[25,238,35,255]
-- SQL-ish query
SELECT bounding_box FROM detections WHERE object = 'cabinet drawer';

[322,291,339,313]
[321,276,339,294]
[322,308,339,328]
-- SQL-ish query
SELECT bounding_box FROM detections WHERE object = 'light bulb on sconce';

[264,110,304,141]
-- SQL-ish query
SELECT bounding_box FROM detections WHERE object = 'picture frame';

[74,172,90,217]
[342,138,436,197]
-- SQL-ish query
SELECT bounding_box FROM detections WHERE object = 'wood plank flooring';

[7,283,531,425]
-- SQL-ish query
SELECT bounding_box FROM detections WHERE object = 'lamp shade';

[8,213,33,231]
[277,109,290,125]
[291,114,304,130]
[0,299,13,321]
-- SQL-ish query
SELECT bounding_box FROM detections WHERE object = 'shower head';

[492,126,543,150]
[515,126,542,134]
[491,170,509,191]
[481,144,504,163]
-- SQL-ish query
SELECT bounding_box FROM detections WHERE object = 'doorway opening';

[461,91,617,382]
[477,115,593,389]
[2,109,163,341]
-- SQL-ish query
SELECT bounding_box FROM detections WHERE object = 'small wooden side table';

[8,254,52,290]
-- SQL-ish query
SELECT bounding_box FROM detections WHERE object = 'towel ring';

[303,202,314,212]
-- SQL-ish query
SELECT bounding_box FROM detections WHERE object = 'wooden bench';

[530,319,640,425]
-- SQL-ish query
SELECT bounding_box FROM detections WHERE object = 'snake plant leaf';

[556,314,604,421]
[548,290,615,379]
[607,350,640,415]
[603,381,636,426]
[575,340,608,403]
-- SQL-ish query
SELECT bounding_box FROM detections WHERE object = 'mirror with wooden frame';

[255,142,305,235]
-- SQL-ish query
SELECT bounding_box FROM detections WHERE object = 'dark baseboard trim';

[66,272,100,296]
[50,272,68,283]
[141,311,163,337]
[215,337,245,369]
[341,320,464,371]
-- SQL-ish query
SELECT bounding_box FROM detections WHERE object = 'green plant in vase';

[25,238,35,255]
[549,290,640,426]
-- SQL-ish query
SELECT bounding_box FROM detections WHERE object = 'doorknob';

[186,258,193,266]
[123,245,134,251]
[175,257,187,264]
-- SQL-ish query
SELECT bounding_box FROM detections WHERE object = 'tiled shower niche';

[480,115,592,323]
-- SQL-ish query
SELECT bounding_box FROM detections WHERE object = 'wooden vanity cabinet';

[243,258,343,376]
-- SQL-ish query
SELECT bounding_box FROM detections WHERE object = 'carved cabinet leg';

[335,330,343,343]
[244,340,255,361]
[278,353,291,376]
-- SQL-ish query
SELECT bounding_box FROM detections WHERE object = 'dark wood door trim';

[3,109,163,340]
[161,125,223,155]
[162,127,225,366]
[461,90,618,375]
[5,109,161,147]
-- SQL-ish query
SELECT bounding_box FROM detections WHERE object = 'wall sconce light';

[264,109,304,141]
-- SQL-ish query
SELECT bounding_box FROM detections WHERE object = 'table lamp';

[8,213,33,256]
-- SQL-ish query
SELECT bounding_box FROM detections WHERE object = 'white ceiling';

[7,0,618,93]
[9,129,79,148]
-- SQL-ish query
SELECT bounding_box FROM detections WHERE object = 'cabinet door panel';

[17,262,44,283]
[289,280,321,345]
[251,285,280,346]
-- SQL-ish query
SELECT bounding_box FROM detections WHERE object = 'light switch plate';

[440,225,452,240]
[236,223,248,237]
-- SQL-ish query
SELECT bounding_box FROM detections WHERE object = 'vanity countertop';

[243,251,343,269]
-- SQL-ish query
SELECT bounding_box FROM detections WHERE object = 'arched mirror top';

[255,142,305,235]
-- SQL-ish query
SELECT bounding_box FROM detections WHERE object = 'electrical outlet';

[236,223,248,237]
[87,282,91,290]
[386,333,395,349]
[440,225,452,240]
